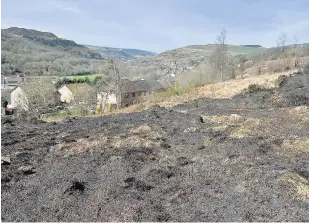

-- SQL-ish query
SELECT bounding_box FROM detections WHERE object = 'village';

[1,74,169,117]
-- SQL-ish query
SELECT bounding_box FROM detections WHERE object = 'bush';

[242,84,267,94]
[155,87,189,99]
[287,93,309,106]
[276,75,288,88]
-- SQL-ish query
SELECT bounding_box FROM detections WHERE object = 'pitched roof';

[147,80,166,91]
[121,80,152,93]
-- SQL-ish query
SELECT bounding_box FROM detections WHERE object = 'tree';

[212,29,228,81]
[19,82,57,117]
[95,59,127,113]
[276,32,287,57]
[293,36,300,68]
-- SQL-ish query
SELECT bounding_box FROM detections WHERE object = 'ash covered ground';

[1,74,309,221]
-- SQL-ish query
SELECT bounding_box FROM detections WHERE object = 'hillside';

[2,27,57,39]
[85,45,156,59]
[2,27,308,81]
[125,44,267,80]
[2,72,309,222]
[1,27,107,76]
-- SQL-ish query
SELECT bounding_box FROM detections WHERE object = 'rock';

[1,156,11,165]
[18,165,35,175]
[200,115,210,123]
[228,114,243,123]
[184,127,198,133]
[197,145,206,150]
[176,156,193,166]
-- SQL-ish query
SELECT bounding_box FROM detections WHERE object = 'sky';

[2,0,309,53]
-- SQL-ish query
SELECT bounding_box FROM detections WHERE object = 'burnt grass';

[2,83,309,221]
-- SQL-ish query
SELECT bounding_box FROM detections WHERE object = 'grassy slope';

[118,70,297,114]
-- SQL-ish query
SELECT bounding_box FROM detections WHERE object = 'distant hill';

[240,45,263,48]
[2,27,57,39]
[2,27,308,80]
[84,45,157,59]
[126,44,267,80]
[1,27,105,76]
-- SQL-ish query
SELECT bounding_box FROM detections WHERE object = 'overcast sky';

[2,0,309,53]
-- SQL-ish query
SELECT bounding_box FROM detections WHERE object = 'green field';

[231,46,266,54]
[64,74,105,81]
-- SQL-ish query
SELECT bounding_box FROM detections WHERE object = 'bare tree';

[96,59,127,113]
[212,29,228,81]
[69,84,96,114]
[19,82,57,117]
[276,32,287,57]
[95,77,113,115]
[293,36,300,68]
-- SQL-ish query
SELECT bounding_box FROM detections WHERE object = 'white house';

[58,83,93,104]
[1,87,29,111]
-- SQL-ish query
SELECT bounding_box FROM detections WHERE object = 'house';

[97,79,166,109]
[58,83,93,104]
[1,75,26,89]
[1,87,28,111]
[97,92,117,112]
[121,79,167,107]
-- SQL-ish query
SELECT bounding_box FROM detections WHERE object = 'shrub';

[287,93,309,106]
[242,84,266,94]
[276,75,288,88]
[96,107,101,114]
[155,88,187,98]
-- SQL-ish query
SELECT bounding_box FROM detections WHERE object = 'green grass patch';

[40,108,92,122]
[232,46,266,54]
[65,74,104,81]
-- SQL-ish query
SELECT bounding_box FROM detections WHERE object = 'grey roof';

[121,80,165,93]
[121,80,151,93]
[147,80,166,91]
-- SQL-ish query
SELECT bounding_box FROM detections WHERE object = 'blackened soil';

[1,104,309,222]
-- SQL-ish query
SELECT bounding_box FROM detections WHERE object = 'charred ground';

[1,74,309,222]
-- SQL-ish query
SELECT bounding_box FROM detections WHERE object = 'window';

[132,92,136,97]
[124,93,129,98]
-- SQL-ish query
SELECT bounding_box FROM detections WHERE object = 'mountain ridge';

[84,44,157,59]
[2,27,309,79]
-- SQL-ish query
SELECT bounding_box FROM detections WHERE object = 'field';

[26,74,105,84]
[232,46,266,54]
[64,74,104,81]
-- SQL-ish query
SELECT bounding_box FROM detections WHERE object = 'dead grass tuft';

[230,118,263,138]
[278,172,309,202]
[282,139,309,154]
[131,124,152,134]
[287,106,309,122]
